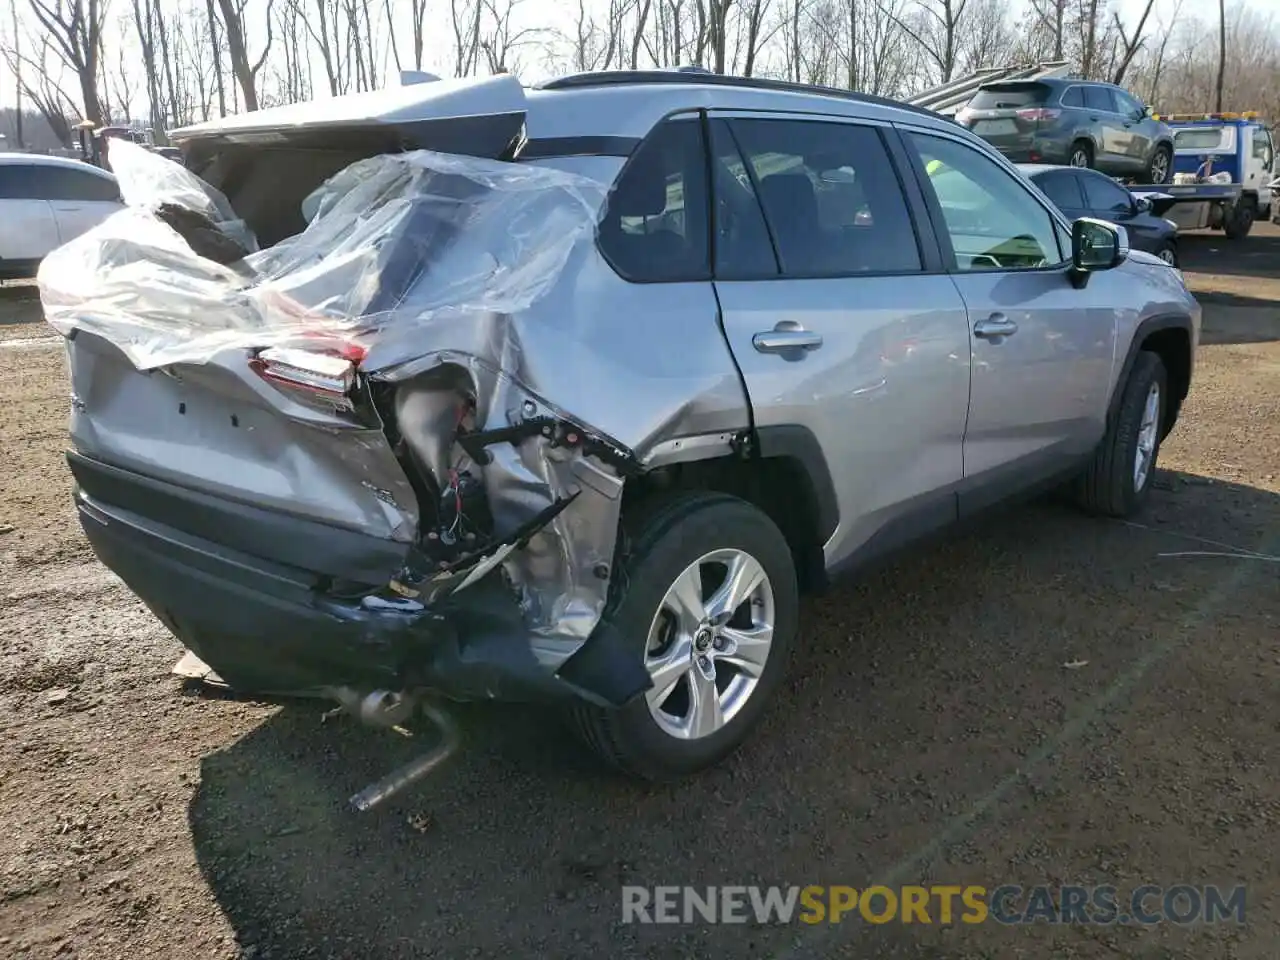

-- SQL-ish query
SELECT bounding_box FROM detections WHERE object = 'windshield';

[968,84,1050,110]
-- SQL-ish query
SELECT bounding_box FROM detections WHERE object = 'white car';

[0,153,123,280]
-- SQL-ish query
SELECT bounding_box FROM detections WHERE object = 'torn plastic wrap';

[105,138,259,254]
[41,146,632,670]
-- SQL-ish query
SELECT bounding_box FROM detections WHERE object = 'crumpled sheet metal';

[40,144,624,657]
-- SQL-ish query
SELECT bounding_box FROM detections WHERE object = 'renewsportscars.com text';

[621,884,1246,926]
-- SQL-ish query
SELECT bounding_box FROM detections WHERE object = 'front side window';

[598,118,710,282]
[722,118,922,276]
[1113,90,1145,119]
[1083,86,1116,113]
[1253,127,1274,164]
[42,166,122,202]
[1080,172,1134,215]
[910,132,1064,271]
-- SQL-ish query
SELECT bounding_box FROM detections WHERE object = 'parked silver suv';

[46,70,1200,782]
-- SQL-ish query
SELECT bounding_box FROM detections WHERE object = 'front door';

[902,128,1120,513]
[708,114,972,568]
[1084,86,1130,169]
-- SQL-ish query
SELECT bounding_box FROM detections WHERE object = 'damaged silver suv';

[43,70,1200,782]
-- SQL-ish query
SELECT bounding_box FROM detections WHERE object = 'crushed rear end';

[40,77,651,711]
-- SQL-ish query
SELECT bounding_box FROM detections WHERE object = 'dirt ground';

[1,225,1279,959]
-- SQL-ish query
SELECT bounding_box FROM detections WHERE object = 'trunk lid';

[956,82,1055,151]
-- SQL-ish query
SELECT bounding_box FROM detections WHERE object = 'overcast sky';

[1,0,1277,119]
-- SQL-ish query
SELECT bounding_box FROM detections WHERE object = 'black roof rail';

[536,70,943,122]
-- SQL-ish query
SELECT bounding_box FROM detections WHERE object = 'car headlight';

[1164,219,1178,230]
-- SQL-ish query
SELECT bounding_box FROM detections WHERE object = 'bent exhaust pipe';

[348,699,462,812]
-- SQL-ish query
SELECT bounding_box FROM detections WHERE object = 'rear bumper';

[71,453,648,706]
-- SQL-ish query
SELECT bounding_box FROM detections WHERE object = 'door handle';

[973,313,1019,340]
[753,320,823,354]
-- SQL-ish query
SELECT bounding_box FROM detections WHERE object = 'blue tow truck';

[1127,112,1276,240]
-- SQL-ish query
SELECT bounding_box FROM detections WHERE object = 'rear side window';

[598,119,710,282]
[1060,86,1084,108]
[1081,172,1134,214]
[722,118,921,276]
[1083,86,1116,112]
[1034,170,1084,211]
[968,84,1050,110]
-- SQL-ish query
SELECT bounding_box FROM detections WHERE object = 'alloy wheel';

[1151,150,1170,183]
[1133,381,1161,492]
[1070,148,1089,167]
[643,548,775,740]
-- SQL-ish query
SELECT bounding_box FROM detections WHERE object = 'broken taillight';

[250,344,361,411]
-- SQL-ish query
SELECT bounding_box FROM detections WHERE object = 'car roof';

[173,70,966,146]
[0,152,117,178]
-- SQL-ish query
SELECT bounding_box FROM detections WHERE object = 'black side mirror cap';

[1070,217,1129,288]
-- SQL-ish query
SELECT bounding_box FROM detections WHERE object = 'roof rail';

[536,69,942,121]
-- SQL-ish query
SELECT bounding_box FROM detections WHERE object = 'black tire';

[1075,351,1168,517]
[1154,242,1178,267]
[1069,140,1094,169]
[571,491,799,780]
[1224,201,1255,240]
[1142,144,1173,185]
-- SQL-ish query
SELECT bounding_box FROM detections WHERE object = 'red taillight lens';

[250,344,359,410]
[1015,108,1061,122]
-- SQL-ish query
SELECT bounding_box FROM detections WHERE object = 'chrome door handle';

[973,313,1019,340]
[753,320,823,354]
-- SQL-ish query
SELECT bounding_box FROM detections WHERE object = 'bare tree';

[1215,0,1225,112]
[893,0,970,84]
[2,34,80,144]
[1025,0,1066,60]
[9,0,25,147]
[216,0,275,111]
[28,0,109,125]
[1111,0,1155,86]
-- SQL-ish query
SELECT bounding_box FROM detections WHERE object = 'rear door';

[1032,168,1088,220]
[0,163,61,265]
[903,128,1119,511]
[41,164,123,243]
[710,113,972,567]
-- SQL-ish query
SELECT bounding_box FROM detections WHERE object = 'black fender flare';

[752,424,840,545]
[1107,313,1194,427]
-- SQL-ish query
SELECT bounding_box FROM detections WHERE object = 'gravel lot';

[2,226,1278,959]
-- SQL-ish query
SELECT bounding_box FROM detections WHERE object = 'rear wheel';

[571,492,799,780]
[1069,140,1093,169]
[1075,351,1167,518]
[1224,200,1255,240]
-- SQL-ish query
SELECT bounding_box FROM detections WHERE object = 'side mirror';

[1070,218,1128,287]
[1144,105,1154,118]
[1134,196,1153,214]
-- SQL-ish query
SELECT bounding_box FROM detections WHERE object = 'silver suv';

[48,70,1200,781]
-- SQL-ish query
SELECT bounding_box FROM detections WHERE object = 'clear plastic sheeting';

[104,139,259,253]
[39,148,606,372]
[44,144,627,662]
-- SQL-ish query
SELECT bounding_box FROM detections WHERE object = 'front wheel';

[1075,351,1168,517]
[1143,145,1172,185]
[1154,242,1178,267]
[571,492,799,780]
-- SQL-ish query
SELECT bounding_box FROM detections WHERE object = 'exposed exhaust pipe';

[348,699,462,812]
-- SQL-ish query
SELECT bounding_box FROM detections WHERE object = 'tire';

[571,491,799,780]
[1069,140,1093,169]
[1154,242,1178,267]
[1224,201,1255,240]
[1142,144,1173,185]
[1075,351,1168,518]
